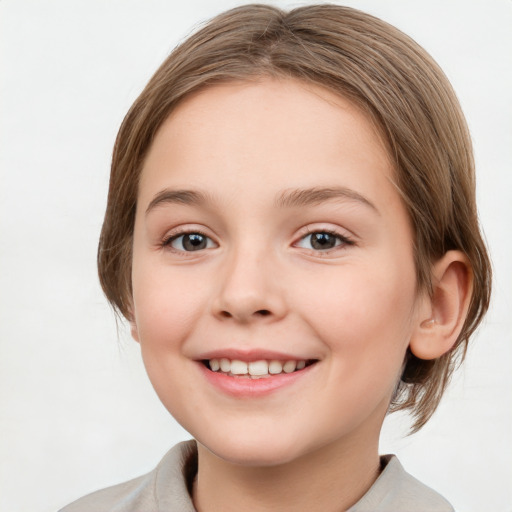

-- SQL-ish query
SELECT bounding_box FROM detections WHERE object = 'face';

[131,78,424,466]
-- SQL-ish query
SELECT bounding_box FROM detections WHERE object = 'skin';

[130,78,466,511]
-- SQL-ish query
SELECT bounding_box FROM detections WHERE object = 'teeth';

[208,358,309,377]
[283,360,297,373]
[220,358,231,372]
[230,360,248,375]
[269,360,283,374]
[248,360,269,376]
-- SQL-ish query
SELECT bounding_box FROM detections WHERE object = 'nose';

[211,247,288,324]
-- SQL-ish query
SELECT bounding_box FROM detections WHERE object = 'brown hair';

[98,4,491,432]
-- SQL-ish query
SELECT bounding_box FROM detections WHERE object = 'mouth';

[201,358,318,379]
[195,350,320,397]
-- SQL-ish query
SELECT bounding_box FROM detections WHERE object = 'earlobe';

[127,306,140,343]
[130,321,140,343]
[410,251,473,360]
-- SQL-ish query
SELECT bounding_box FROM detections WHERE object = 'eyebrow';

[145,189,212,215]
[274,186,379,214]
[145,186,379,215]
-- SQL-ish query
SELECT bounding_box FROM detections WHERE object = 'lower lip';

[197,362,317,398]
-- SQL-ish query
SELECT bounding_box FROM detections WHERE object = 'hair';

[97,4,491,432]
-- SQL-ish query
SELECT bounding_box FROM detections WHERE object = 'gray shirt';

[59,441,454,511]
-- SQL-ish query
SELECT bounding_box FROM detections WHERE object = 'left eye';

[167,232,216,252]
[296,231,347,251]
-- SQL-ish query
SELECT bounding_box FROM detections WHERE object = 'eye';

[296,231,352,251]
[165,232,216,252]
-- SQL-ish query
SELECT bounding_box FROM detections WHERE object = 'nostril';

[217,309,272,320]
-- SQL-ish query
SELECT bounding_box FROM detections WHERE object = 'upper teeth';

[209,358,307,377]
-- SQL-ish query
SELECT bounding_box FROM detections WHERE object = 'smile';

[205,358,315,379]
[198,356,319,398]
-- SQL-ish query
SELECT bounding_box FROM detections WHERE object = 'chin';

[194,426,321,468]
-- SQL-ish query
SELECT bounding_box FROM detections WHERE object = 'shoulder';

[58,441,197,512]
[58,472,155,512]
[349,455,455,512]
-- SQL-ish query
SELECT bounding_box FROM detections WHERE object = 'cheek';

[290,264,417,432]
[295,260,416,370]
[131,265,209,412]
[131,261,209,351]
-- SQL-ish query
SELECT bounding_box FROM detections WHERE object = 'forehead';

[138,77,396,213]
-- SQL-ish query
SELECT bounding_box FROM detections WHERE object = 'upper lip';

[195,348,317,362]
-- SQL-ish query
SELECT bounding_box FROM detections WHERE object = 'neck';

[192,433,381,512]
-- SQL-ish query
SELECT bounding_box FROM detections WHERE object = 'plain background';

[1,1,511,511]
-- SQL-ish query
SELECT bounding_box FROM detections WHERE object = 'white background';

[1,1,511,511]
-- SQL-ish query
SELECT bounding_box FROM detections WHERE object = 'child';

[60,4,491,511]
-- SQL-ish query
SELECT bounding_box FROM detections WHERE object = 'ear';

[127,305,140,343]
[130,320,140,343]
[410,251,473,360]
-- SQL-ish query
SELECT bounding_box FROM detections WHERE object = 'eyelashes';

[162,230,217,252]
[295,229,354,252]
[161,227,355,256]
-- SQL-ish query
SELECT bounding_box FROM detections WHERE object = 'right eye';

[165,232,217,252]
